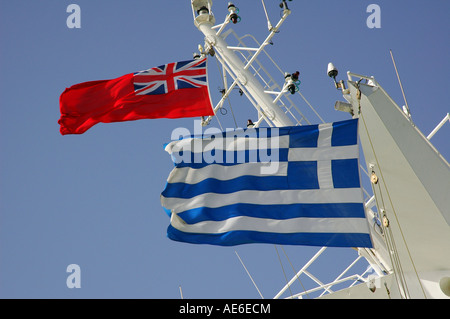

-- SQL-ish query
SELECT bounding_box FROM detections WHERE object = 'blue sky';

[0,1,448,298]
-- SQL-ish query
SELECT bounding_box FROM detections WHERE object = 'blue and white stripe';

[161,119,373,247]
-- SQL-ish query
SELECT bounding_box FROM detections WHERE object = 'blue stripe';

[167,226,373,247]
[332,158,360,188]
[177,79,200,89]
[332,119,358,146]
[195,60,206,69]
[288,125,319,148]
[135,83,166,95]
[177,203,367,223]
[154,64,166,71]
[220,127,287,139]
[172,148,289,168]
[177,76,207,89]
[133,84,147,90]
[162,175,288,198]
[288,161,319,189]
[174,59,193,70]
[175,59,207,70]
[178,126,289,142]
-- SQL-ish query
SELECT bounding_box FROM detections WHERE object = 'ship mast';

[333,71,450,298]
[191,0,294,128]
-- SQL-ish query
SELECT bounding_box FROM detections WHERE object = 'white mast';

[329,71,450,299]
[191,0,294,127]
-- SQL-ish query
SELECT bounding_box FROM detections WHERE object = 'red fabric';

[58,68,214,135]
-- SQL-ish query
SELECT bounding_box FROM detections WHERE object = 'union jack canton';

[133,58,208,95]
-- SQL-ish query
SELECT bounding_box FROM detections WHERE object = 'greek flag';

[161,119,373,248]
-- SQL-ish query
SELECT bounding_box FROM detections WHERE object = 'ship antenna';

[179,285,184,299]
[261,0,273,31]
[390,49,412,118]
[235,251,264,299]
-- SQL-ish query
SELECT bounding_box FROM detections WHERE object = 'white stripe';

[170,213,370,234]
[317,160,334,189]
[287,145,358,161]
[317,123,332,147]
[167,162,288,184]
[317,123,333,189]
[161,188,364,213]
[165,135,289,154]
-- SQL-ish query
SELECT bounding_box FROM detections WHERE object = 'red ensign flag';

[58,58,214,135]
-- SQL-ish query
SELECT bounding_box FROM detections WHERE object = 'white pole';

[193,5,294,127]
[274,246,327,299]
[390,50,411,117]
[427,113,449,140]
[235,251,264,299]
